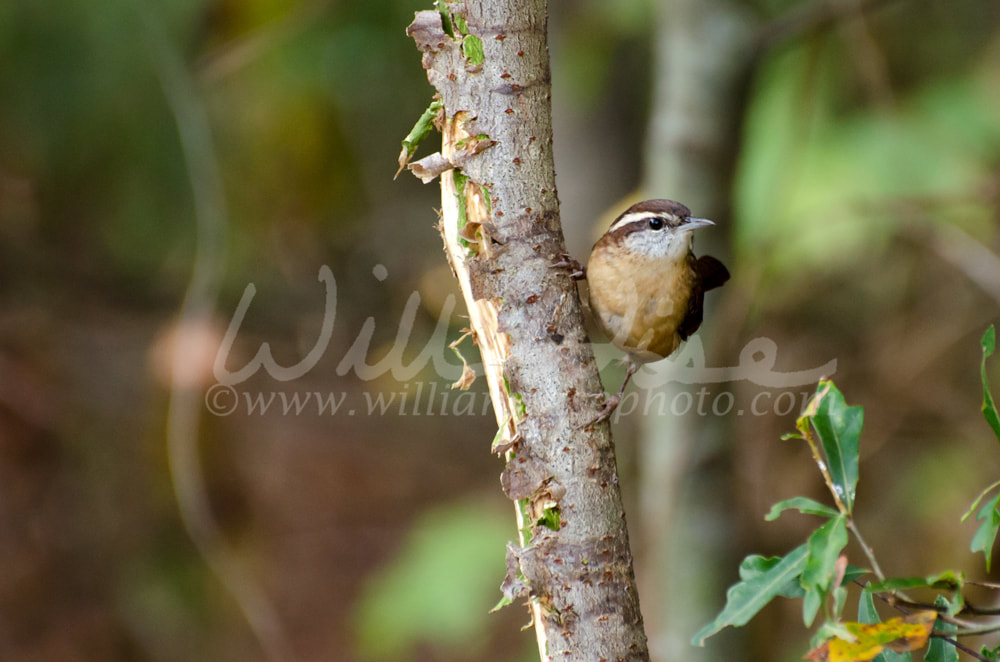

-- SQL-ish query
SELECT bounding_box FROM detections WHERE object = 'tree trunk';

[406,2,649,659]
[639,0,757,660]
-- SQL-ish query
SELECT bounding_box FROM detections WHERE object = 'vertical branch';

[640,0,757,658]
[407,1,649,659]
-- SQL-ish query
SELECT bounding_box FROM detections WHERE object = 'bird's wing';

[695,255,730,292]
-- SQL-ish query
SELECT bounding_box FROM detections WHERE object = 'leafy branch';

[696,325,1000,662]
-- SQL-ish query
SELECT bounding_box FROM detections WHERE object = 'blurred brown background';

[2,0,1000,661]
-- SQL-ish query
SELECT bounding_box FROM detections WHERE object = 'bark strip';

[407,2,649,659]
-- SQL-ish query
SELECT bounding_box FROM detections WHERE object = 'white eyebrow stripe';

[608,212,660,234]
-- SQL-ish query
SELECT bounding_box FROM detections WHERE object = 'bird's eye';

[648,218,665,231]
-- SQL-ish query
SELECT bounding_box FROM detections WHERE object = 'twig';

[940,622,1000,638]
[936,612,1000,632]
[963,599,1000,616]
[847,519,887,583]
[861,581,911,614]
[930,223,1000,309]
[885,598,948,613]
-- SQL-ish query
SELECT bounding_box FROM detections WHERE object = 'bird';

[558,199,730,425]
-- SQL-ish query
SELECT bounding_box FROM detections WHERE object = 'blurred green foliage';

[736,40,1000,275]
[353,501,513,660]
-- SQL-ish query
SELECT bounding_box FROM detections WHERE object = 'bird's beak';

[682,217,715,231]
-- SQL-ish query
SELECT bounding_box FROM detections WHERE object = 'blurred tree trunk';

[406,1,649,659]
[639,0,757,660]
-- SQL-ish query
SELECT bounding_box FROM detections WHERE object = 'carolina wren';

[562,199,730,423]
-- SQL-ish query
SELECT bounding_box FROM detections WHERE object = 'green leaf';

[452,169,470,248]
[739,555,805,598]
[803,515,849,591]
[980,644,1000,661]
[795,381,830,439]
[765,496,839,521]
[811,380,863,513]
[971,493,1000,572]
[962,480,1000,522]
[435,0,456,38]
[802,588,823,628]
[924,596,958,662]
[938,592,964,618]
[511,392,526,422]
[399,98,443,164]
[537,506,560,531]
[982,326,1000,444]
[858,585,880,624]
[843,564,871,586]
[462,34,484,66]
[831,585,848,619]
[865,571,964,594]
[801,514,848,626]
[692,543,809,646]
[490,593,513,613]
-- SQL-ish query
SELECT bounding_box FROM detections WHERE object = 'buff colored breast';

[586,249,696,363]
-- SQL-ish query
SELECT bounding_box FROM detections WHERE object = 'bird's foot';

[580,394,621,428]
[551,253,586,280]
[579,360,638,428]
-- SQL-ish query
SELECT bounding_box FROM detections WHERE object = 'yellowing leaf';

[805,611,936,662]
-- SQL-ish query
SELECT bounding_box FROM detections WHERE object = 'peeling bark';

[406,2,649,659]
